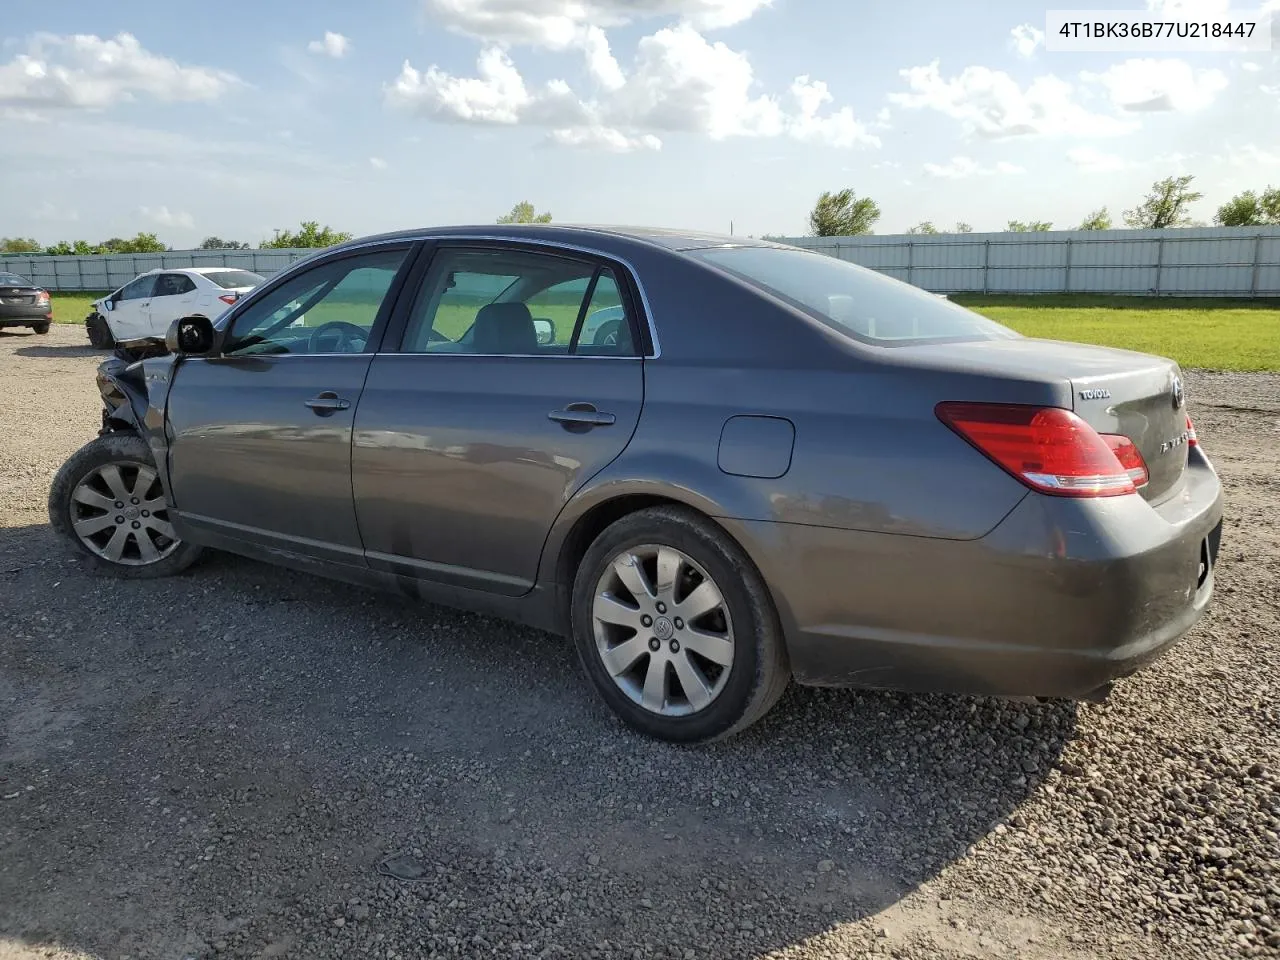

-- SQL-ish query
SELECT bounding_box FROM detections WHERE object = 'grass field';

[50,290,1280,372]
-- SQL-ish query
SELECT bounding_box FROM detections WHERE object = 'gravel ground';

[1,325,1278,960]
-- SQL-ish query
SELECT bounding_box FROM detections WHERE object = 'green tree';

[953,222,973,234]
[1123,175,1202,229]
[496,201,552,224]
[45,240,100,255]
[1,237,42,254]
[1214,186,1280,226]
[261,221,353,248]
[199,236,250,250]
[906,221,939,235]
[97,233,167,254]
[1077,207,1112,231]
[807,189,881,237]
[1006,220,1053,232]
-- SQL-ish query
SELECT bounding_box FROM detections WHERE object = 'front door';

[107,274,157,340]
[352,243,646,595]
[146,272,199,337]
[165,244,416,566]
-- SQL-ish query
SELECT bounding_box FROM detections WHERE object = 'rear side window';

[204,270,264,289]
[689,245,1019,345]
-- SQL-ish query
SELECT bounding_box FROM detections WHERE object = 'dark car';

[47,226,1223,742]
[0,272,52,334]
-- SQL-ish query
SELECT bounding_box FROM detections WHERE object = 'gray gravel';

[1,325,1278,960]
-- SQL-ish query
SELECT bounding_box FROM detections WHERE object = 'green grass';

[52,289,1279,371]
[952,294,1280,372]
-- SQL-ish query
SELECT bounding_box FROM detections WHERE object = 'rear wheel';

[570,506,789,743]
[48,433,202,578]
[32,322,50,335]
[86,313,114,349]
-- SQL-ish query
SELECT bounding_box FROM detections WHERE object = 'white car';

[86,267,264,349]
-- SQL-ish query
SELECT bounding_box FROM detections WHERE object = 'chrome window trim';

[216,233,662,359]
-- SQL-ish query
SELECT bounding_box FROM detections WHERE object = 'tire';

[48,433,203,579]
[86,313,114,349]
[32,322,50,335]
[570,506,790,743]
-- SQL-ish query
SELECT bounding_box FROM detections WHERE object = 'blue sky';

[3,0,1278,246]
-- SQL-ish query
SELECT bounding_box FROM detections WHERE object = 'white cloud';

[386,23,876,151]
[889,61,1137,138]
[1084,58,1228,112]
[422,0,772,48]
[307,32,350,59]
[0,32,239,111]
[1241,61,1262,73]
[140,205,194,228]
[923,156,1024,178]
[369,156,388,169]
[32,200,78,221]
[1067,146,1130,172]
[1213,142,1280,166]
[580,25,625,90]
[1010,24,1044,58]
[549,126,661,151]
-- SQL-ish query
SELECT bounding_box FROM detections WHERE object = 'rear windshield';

[689,245,1019,345]
[204,270,264,289]
[0,273,32,285]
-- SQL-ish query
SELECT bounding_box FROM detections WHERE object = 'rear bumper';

[0,304,51,324]
[726,447,1224,699]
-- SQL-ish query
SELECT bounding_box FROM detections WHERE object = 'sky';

[2,0,1279,247]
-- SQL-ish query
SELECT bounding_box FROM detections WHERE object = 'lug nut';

[141,510,150,518]
[669,640,680,653]
[674,617,684,630]
[115,516,124,524]
[648,638,661,652]
[131,498,140,505]
[656,602,667,614]
[131,521,141,529]
[114,501,124,509]
[641,615,653,628]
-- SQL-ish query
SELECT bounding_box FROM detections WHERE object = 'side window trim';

[213,242,419,358]
[390,241,642,359]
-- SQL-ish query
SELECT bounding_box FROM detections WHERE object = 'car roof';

[335,223,782,254]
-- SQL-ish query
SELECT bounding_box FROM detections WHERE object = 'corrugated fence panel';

[3,230,1279,296]
[780,226,1280,297]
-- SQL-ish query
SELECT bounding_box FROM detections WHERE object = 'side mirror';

[532,318,555,346]
[166,315,215,356]
[102,298,114,313]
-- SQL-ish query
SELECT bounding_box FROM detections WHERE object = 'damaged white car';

[85,267,264,350]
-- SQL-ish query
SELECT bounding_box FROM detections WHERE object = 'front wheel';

[570,506,790,743]
[85,312,114,349]
[48,433,203,578]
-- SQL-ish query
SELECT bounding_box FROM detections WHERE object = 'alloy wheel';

[591,544,736,717]
[69,460,181,566]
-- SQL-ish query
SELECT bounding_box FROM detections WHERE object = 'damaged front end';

[96,336,179,439]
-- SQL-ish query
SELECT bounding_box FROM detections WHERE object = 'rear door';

[165,243,416,565]
[146,273,199,336]
[352,242,646,596]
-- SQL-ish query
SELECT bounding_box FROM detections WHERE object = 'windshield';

[689,245,1019,345]
[204,270,264,289]
[0,273,33,286]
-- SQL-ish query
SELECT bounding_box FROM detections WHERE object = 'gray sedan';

[48,225,1224,742]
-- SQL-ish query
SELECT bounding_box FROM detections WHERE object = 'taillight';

[1101,434,1149,487]
[1185,412,1198,446]
[218,293,238,305]
[35,290,50,305]
[935,402,1138,498]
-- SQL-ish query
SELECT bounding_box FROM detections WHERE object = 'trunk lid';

[0,285,38,304]
[899,337,1190,502]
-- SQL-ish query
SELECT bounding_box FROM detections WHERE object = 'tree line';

[0,205,552,257]
[807,175,1280,237]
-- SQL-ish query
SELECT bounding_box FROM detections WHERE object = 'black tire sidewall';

[48,433,201,579]
[570,508,776,743]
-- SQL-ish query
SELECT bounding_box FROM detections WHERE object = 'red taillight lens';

[1185,412,1198,446]
[35,290,50,305]
[1101,434,1148,487]
[936,402,1138,498]
[218,293,238,305]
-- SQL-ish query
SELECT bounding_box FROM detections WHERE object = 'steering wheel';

[308,321,368,354]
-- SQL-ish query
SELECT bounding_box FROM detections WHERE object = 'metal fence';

[777,225,1280,298]
[4,226,1280,297]
[0,248,314,292]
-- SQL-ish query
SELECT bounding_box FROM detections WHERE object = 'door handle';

[549,403,616,429]
[304,391,351,415]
